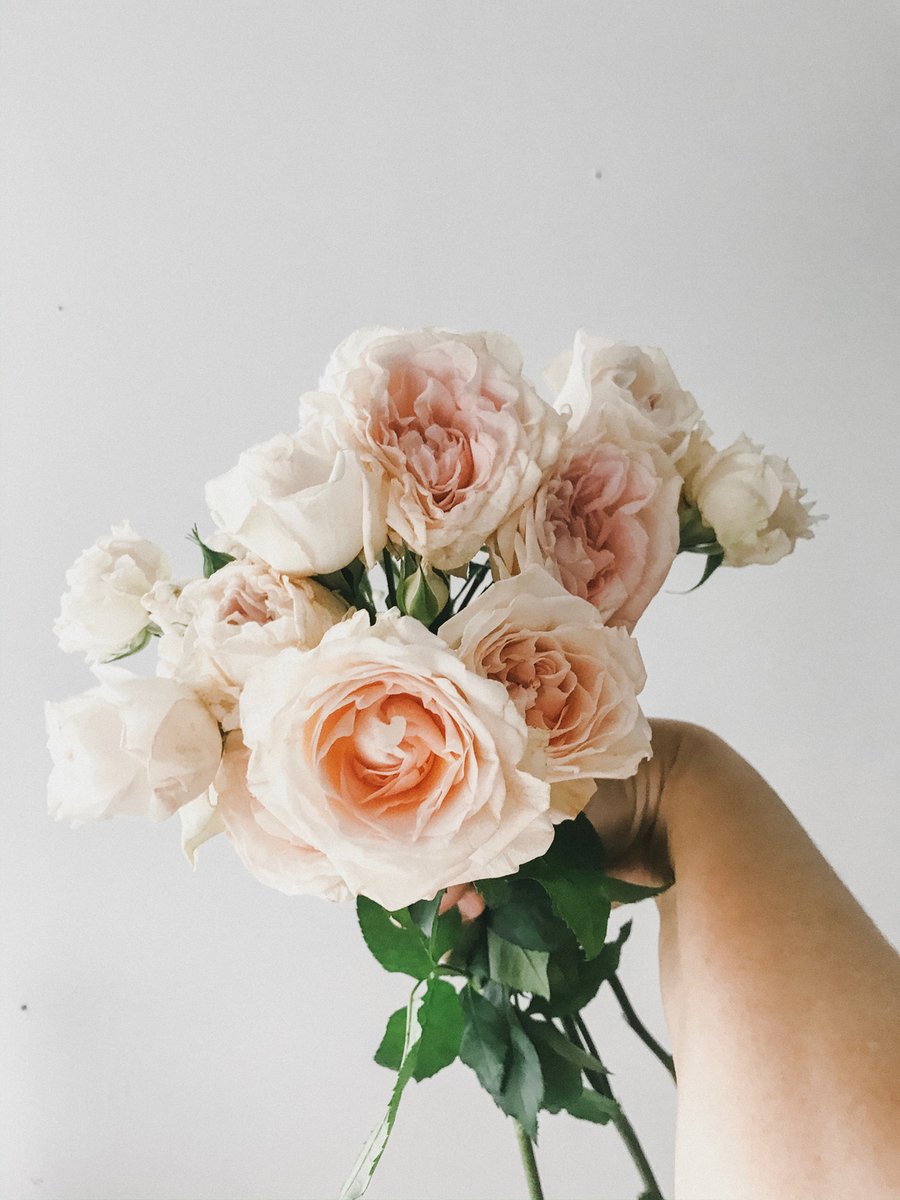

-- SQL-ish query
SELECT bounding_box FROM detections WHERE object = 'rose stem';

[608,972,676,1082]
[515,1121,546,1200]
[454,560,490,613]
[562,1014,666,1200]
[381,549,397,608]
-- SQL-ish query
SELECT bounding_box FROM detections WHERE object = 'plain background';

[2,3,898,1198]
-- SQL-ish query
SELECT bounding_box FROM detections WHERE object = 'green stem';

[571,1014,666,1200]
[608,972,677,1082]
[515,1122,545,1200]
[454,560,490,612]
[381,550,397,609]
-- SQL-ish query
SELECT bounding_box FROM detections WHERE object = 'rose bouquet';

[47,326,818,1199]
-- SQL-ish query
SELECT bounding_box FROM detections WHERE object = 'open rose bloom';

[46,325,820,1186]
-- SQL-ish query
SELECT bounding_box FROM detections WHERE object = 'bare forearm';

[658,728,900,1198]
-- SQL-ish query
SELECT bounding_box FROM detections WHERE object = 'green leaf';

[487,929,551,999]
[357,897,434,979]
[599,876,667,904]
[564,1090,621,1125]
[459,986,511,1095]
[340,982,425,1200]
[397,562,449,625]
[473,877,512,908]
[520,1019,584,1114]
[188,525,235,578]
[522,1017,607,1076]
[487,880,570,952]
[499,1022,544,1140]
[373,1007,407,1071]
[678,504,719,553]
[412,979,464,1082]
[407,895,442,939]
[520,816,613,959]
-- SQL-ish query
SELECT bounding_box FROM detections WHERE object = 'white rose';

[239,611,554,910]
[547,331,702,461]
[157,557,348,729]
[205,392,369,576]
[46,670,222,826]
[54,522,170,663]
[440,566,651,816]
[323,327,564,571]
[680,433,820,566]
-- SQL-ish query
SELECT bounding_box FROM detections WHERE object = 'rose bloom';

[680,432,820,566]
[45,670,222,825]
[238,611,554,910]
[151,556,348,730]
[205,392,368,576]
[179,732,349,900]
[54,521,170,663]
[321,327,564,570]
[546,330,702,462]
[440,567,651,816]
[492,403,681,629]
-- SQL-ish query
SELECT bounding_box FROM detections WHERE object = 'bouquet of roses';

[47,327,818,1199]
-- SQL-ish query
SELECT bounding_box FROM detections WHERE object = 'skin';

[587,719,900,1200]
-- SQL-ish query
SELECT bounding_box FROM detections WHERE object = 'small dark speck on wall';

[20,1004,27,1011]
[57,305,63,311]
[594,168,602,179]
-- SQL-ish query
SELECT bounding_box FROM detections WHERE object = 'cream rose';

[155,557,348,730]
[205,392,368,576]
[680,432,819,566]
[181,732,348,899]
[54,522,170,663]
[323,327,564,570]
[440,567,651,815]
[492,404,681,629]
[547,331,702,461]
[46,670,222,826]
[238,611,554,910]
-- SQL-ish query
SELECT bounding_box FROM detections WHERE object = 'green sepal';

[103,623,156,663]
[356,897,434,979]
[188,525,235,578]
[688,550,725,591]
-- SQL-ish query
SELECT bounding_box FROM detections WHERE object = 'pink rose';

[322,327,564,570]
[493,405,680,629]
[238,611,554,910]
[440,567,651,816]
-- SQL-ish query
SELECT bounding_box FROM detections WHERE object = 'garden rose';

[440,567,651,815]
[54,522,170,663]
[203,732,349,899]
[239,611,554,910]
[492,404,680,629]
[205,392,368,576]
[154,557,347,730]
[679,432,819,566]
[322,327,564,570]
[46,670,222,825]
[547,331,701,461]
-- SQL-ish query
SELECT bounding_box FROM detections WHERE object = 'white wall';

[2,3,898,1198]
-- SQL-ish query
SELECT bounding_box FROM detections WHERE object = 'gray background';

[2,2,898,1198]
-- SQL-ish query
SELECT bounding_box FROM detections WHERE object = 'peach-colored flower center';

[482,634,578,734]
[217,584,275,626]
[312,674,467,824]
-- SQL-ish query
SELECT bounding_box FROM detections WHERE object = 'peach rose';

[440,567,651,816]
[492,404,681,629]
[154,557,348,730]
[322,327,564,570]
[546,330,702,461]
[238,611,554,910]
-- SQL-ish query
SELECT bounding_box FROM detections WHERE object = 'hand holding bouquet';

[47,326,818,1198]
